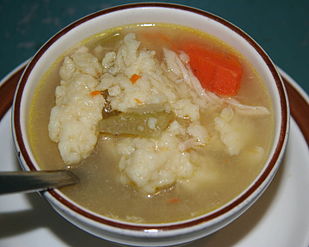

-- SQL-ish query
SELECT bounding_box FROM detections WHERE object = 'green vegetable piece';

[99,111,175,137]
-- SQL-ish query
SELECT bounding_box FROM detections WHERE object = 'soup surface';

[28,23,274,223]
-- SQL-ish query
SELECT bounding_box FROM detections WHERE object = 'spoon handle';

[0,170,78,195]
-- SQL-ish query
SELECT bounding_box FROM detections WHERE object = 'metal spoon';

[0,170,79,195]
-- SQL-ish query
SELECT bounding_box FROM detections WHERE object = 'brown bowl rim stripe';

[0,66,25,121]
[12,3,288,231]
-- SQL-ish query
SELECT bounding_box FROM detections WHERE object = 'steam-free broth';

[28,24,274,223]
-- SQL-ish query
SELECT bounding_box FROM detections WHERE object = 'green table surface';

[0,0,308,94]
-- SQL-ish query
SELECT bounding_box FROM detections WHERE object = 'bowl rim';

[13,2,288,232]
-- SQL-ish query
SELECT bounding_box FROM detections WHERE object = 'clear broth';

[28,23,274,223]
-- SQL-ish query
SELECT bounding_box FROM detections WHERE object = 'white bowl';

[12,3,289,246]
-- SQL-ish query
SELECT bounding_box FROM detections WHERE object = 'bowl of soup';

[12,3,289,246]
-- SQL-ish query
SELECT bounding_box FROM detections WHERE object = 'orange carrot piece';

[90,90,102,96]
[130,74,141,84]
[180,43,243,96]
[167,197,180,204]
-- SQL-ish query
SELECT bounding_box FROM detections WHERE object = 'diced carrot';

[90,90,102,96]
[179,43,243,96]
[130,74,141,84]
[167,197,180,204]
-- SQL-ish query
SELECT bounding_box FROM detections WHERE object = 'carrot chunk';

[90,90,102,96]
[180,43,243,96]
[167,197,180,204]
[130,74,141,84]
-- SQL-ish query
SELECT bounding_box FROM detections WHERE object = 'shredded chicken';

[163,48,270,117]
[225,98,270,116]
[163,48,222,107]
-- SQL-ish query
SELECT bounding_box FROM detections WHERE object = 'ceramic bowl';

[12,3,289,246]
